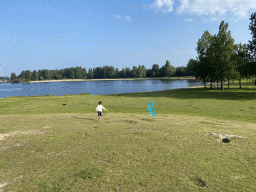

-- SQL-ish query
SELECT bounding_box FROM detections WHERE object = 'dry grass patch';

[0,113,256,191]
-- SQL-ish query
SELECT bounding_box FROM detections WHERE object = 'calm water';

[0,79,202,98]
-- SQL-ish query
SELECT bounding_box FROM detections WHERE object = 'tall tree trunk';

[217,82,219,89]
[239,78,241,88]
[210,79,212,89]
[222,80,224,91]
[228,79,229,89]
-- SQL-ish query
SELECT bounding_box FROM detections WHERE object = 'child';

[96,101,108,120]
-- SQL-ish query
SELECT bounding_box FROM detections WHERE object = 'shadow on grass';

[107,86,256,100]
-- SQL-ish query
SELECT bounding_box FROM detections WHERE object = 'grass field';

[0,80,256,191]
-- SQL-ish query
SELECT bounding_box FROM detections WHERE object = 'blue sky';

[0,0,256,77]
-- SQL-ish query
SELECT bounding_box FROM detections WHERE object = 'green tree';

[102,66,109,78]
[108,66,115,78]
[120,68,126,78]
[88,68,93,79]
[175,67,186,76]
[211,21,235,91]
[24,70,33,80]
[53,69,62,80]
[247,12,256,84]
[164,60,175,77]
[146,69,152,77]
[74,66,83,79]
[70,67,75,79]
[82,68,87,79]
[186,59,198,76]
[50,70,55,79]
[19,71,26,80]
[115,68,119,78]
[43,70,51,80]
[63,68,71,79]
[38,70,43,80]
[10,72,17,81]
[125,67,132,78]
[94,67,103,79]
[247,12,256,62]
[207,34,221,88]
[159,65,166,77]
[32,70,38,81]
[151,64,159,77]
[142,65,147,78]
[230,43,250,88]
[132,66,138,78]
[196,30,213,88]
[137,65,143,78]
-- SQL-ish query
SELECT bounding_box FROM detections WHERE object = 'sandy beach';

[30,77,196,83]
[30,78,136,83]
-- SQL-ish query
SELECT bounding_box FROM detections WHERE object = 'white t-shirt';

[96,105,105,112]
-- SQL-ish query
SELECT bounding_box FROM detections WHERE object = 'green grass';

[0,80,255,191]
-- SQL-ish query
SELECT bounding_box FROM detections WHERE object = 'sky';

[0,0,256,77]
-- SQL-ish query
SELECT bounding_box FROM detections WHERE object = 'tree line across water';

[10,60,195,82]
[10,12,256,91]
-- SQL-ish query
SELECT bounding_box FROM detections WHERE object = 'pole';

[0,64,3,77]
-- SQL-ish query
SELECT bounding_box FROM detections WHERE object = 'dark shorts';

[98,111,102,116]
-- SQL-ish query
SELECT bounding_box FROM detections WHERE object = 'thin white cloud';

[177,0,256,19]
[114,15,131,21]
[124,16,131,21]
[147,0,175,13]
[185,18,193,22]
[202,16,219,24]
[114,15,122,18]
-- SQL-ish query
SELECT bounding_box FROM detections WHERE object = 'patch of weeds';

[74,167,105,179]
[93,126,99,128]
[79,93,90,95]
[192,176,207,188]
[37,177,74,192]
[44,94,53,97]
[123,120,138,123]
[52,176,72,191]
[35,147,44,152]
[141,118,154,122]
[200,121,221,125]
[37,180,52,192]
[0,129,7,133]
[133,131,143,135]
[10,96,24,98]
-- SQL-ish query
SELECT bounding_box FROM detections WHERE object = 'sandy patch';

[0,183,8,192]
[0,130,45,141]
[30,78,136,83]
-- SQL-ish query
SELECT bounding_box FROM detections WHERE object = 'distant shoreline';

[30,77,196,83]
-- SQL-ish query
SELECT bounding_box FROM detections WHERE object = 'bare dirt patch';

[0,183,8,192]
[0,130,45,141]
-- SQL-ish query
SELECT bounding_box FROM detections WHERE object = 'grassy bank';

[0,80,255,191]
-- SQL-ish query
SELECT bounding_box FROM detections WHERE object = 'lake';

[0,79,202,98]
